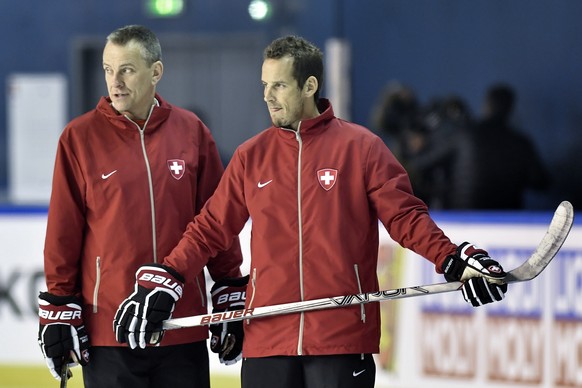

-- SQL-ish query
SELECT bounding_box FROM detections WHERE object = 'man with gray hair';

[38,25,243,387]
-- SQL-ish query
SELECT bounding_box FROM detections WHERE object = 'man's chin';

[272,118,287,128]
[113,102,131,113]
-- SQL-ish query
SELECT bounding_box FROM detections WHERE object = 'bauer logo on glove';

[39,306,83,321]
[137,271,184,298]
[209,275,249,365]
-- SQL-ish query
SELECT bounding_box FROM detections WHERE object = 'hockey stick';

[163,201,574,330]
[59,360,71,388]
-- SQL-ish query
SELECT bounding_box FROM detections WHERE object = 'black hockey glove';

[442,242,508,307]
[113,264,184,349]
[462,277,507,307]
[442,242,506,283]
[209,275,249,365]
[38,292,90,381]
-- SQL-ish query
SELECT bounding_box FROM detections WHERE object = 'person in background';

[370,80,420,162]
[405,95,475,209]
[38,25,243,387]
[407,85,551,210]
[114,35,508,388]
[465,83,551,209]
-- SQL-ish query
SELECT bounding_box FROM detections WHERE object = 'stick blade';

[505,200,574,283]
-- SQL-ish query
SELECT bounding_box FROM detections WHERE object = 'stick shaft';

[164,282,462,329]
[164,201,574,330]
[59,361,69,388]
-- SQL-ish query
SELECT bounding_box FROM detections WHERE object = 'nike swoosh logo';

[257,179,273,188]
[101,170,118,179]
[353,369,366,377]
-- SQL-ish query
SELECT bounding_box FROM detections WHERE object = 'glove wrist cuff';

[211,274,250,290]
[140,263,185,283]
[39,292,82,307]
[442,255,464,282]
[160,264,185,283]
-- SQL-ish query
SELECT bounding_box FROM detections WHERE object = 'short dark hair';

[264,35,324,101]
[106,25,162,66]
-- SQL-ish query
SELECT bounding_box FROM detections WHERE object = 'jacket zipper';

[280,124,306,355]
[92,256,101,313]
[126,102,158,262]
[294,124,305,355]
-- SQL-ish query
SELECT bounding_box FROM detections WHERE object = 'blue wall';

[1,0,581,209]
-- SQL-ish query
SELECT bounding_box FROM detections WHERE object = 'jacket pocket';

[195,274,206,308]
[245,268,257,325]
[92,256,101,313]
[354,264,366,323]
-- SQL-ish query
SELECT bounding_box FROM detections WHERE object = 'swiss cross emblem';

[167,159,186,180]
[317,168,338,191]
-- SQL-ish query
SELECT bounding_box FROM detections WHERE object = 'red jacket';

[165,99,456,356]
[44,94,243,347]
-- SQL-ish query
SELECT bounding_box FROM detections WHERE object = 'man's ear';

[152,61,163,85]
[303,76,318,98]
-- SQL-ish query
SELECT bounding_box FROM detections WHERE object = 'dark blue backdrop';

[1,0,580,209]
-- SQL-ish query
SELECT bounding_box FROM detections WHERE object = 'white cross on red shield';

[167,159,186,180]
[317,168,338,191]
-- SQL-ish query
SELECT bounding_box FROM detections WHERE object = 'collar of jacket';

[96,93,172,133]
[276,98,335,139]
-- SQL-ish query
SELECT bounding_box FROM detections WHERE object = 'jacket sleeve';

[188,124,244,281]
[164,147,249,279]
[366,136,457,272]
[43,129,86,296]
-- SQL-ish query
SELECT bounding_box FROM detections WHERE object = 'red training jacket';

[44,94,243,347]
[164,99,456,357]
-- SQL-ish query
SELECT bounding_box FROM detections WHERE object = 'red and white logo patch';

[317,168,338,191]
[167,159,186,180]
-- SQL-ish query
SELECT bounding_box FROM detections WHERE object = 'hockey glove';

[209,275,249,365]
[442,242,508,306]
[462,276,507,307]
[38,292,90,380]
[113,264,184,349]
[442,242,506,283]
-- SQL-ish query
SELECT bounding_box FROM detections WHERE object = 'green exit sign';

[145,0,184,17]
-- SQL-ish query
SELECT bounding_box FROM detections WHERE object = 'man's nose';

[264,87,274,102]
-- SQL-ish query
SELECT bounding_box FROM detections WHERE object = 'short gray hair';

[106,25,162,66]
